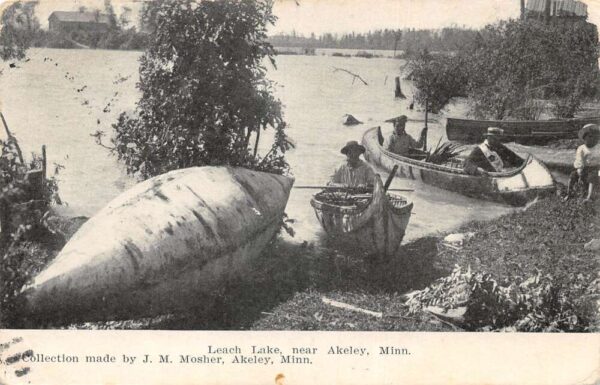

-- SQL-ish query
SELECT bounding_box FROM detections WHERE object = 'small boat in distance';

[22,166,294,324]
[362,126,555,206]
[446,116,600,144]
[310,176,413,259]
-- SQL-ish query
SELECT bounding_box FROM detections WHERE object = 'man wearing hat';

[386,115,427,157]
[329,140,376,187]
[464,127,523,175]
[563,123,600,201]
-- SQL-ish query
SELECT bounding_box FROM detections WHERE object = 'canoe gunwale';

[447,116,600,125]
[446,116,600,143]
[310,197,372,215]
[310,176,411,232]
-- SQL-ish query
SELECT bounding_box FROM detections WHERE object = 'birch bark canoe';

[363,126,556,206]
[310,175,413,259]
[22,166,294,324]
[446,116,600,144]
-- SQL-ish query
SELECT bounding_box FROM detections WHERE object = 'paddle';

[383,165,398,192]
[377,126,385,146]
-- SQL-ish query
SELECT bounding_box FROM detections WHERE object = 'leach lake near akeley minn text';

[18,344,411,366]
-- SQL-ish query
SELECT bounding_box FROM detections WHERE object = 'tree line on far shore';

[268,28,478,54]
[408,18,600,120]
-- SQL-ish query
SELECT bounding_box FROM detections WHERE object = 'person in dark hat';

[385,115,427,157]
[329,140,376,188]
[463,127,523,175]
[563,123,600,201]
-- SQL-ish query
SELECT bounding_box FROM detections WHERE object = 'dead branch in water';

[332,67,368,85]
[90,130,115,151]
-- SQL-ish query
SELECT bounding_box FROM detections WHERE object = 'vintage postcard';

[0,0,599,383]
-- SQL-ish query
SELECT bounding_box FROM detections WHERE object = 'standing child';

[563,123,600,202]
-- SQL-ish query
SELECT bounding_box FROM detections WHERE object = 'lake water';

[0,48,513,246]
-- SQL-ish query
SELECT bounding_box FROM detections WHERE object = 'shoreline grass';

[3,193,597,331]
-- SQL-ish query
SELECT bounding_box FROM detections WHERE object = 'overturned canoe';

[363,127,555,206]
[22,166,294,324]
[446,116,600,144]
[310,176,413,259]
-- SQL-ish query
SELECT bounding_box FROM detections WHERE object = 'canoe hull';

[446,117,600,144]
[363,127,555,206]
[310,177,413,258]
[22,167,294,324]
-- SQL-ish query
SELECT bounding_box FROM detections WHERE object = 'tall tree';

[407,50,467,114]
[112,0,289,179]
[103,0,118,30]
[0,1,39,60]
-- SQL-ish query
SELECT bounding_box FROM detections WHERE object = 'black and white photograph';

[0,0,599,342]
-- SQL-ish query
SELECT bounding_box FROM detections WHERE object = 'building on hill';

[524,0,588,21]
[48,11,111,33]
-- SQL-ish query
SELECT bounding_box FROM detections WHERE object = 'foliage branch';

[106,0,290,179]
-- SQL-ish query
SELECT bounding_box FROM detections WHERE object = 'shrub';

[407,265,598,331]
[408,19,600,119]
[108,0,290,179]
[406,50,468,114]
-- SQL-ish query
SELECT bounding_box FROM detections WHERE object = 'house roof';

[48,11,111,24]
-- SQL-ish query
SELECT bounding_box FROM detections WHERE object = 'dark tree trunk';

[394,77,405,99]
[253,128,261,157]
[544,0,551,23]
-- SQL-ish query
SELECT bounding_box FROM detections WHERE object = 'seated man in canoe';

[463,127,523,175]
[329,140,377,188]
[385,115,427,157]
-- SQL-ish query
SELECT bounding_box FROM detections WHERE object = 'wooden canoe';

[310,176,413,259]
[446,116,600,144]
[363,126,556,206]
[22,166,294,324]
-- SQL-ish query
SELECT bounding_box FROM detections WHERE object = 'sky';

[2,0,600,36]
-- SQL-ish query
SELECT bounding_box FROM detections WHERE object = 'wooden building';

[48,11,111,33]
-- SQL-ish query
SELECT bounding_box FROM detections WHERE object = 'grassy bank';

[252,195,599,332]
[3,194,597,332]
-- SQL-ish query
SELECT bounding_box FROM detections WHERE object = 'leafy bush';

[0,137,64,328]
[406,50,468,114]
[0,242,54,327]
[31,30,77,49]
[0,1,39,60]
[408,19,600,120]
[407,265,598,331]
[108,0,290,179]
[468,19,599,119]
[0,138,62,242]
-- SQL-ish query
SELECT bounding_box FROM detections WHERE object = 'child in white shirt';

[564,124,600,201]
